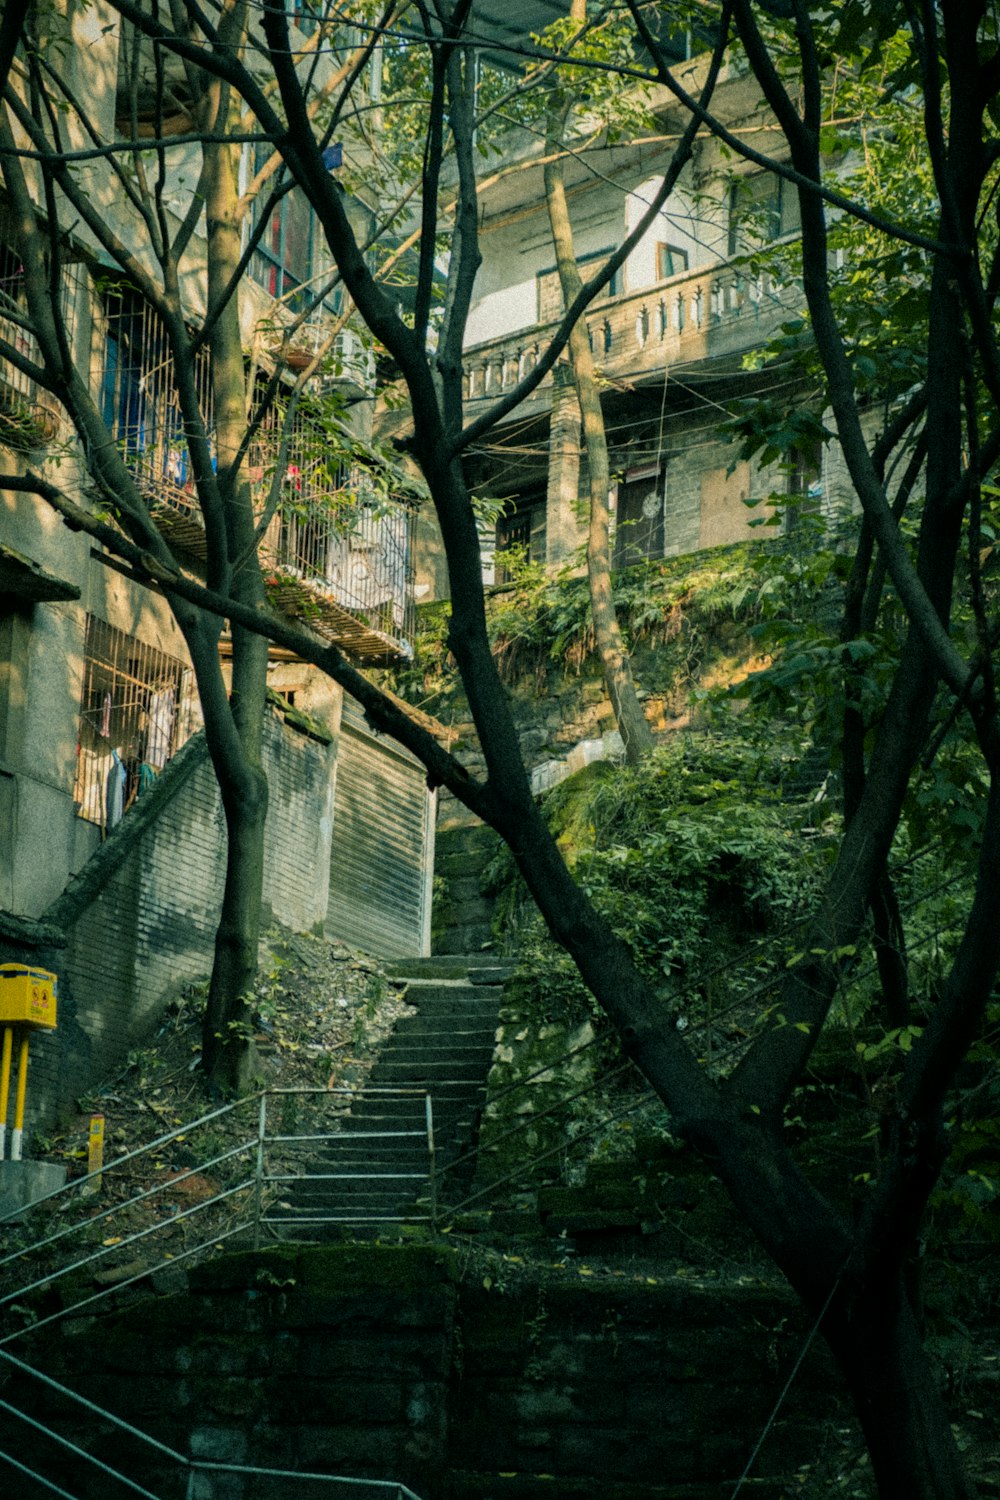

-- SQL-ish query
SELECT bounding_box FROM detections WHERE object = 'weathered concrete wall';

[13,710,336,1130]
[12,1243,847,1500]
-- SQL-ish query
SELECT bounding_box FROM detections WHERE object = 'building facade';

[0,4,434,1130]
[413,51,858,603]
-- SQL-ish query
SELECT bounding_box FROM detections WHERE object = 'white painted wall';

[465,162,729,347]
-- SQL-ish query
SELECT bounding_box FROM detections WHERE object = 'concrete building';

[0,5,435,1129]
[413,48,857,603]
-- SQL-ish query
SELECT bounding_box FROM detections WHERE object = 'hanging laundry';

[136,762,157,798]
[105,749,126,832]
[144,686,176,769]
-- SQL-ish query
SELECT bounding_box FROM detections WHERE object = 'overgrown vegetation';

[402,533,845,704]
[487,732,827,1040]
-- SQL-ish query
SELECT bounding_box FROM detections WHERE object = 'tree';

[541,0,655,764]
[0,6,392,1089]
[6,2,1000,1495]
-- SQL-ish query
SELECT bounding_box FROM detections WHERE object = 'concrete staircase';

[270,956,508,1239]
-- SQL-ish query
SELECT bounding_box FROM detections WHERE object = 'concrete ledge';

[0,1159,67,1222]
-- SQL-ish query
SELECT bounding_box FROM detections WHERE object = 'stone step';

[347,1096,478,1113]
[267,1209,429,1232]
[274,951,505,1241]
[396,1013,499,1033]
[403,983,505,1005]
[385,956,511,983]
[373,1045,496,1068]
[286,1179,426,1202]
[391,1022,498,1043]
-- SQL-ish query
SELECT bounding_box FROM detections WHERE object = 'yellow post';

[11,1031,29,1161]
[87,1114,105,1191]
[0,1025,12,1159]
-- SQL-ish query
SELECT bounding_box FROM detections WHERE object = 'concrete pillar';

[546,366,583,567]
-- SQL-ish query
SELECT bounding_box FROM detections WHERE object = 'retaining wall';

[13,1243,849,1500]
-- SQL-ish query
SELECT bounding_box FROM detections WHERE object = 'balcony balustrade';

[97,293,413,663]
[463,256,803,413]
[136,436,416,665]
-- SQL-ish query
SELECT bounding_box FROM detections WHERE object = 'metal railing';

[0,1348,424,1500]
[0,1086,435,1349]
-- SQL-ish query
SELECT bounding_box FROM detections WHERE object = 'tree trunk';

[543,73,654,767]
[195,54,271,1091]
[203,743,268,1092]
[824,1276,976,1500]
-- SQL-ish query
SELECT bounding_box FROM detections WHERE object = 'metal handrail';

[0,1348,425,1500]
[0,1085,436,1346]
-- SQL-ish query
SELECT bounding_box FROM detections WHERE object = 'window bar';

[74,616,194,827]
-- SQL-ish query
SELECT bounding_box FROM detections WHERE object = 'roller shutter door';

[325,699,434,956]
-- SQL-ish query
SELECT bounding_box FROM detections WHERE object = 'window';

[0,201,75,429]
[728,171,800,257]
[495,494,546,582]
[613,464,664,567]
[784,444,823,533]
[656,242,689,281]
[0,233,33,412]
[99,286,212,507]
[248,146,316,308]
[74,616,194,828]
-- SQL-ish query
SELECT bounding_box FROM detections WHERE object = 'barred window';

[74,616,195,829]
[98,284,212,512]
[0,204,77,445]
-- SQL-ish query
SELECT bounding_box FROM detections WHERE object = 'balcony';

[98,293,413,665]
[131,445,415,667]
[0,232,67,453]
[463,255,803,418]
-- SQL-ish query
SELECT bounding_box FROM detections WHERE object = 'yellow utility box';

[0,965,58,1029]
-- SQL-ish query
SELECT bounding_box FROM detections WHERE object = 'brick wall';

[24,710,335,1128]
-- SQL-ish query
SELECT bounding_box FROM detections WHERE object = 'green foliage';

[490,730,827,1049]
[402,540,809,701]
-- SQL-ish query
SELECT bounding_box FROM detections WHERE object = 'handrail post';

[425,1093,436,1232]
[254,1093,267,1252]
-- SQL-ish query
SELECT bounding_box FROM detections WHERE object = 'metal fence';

[0,1086,435,1348]
[0,1086,435,1500]
[0,1348,424,1500]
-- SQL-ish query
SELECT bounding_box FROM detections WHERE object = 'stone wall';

[12,1242,849,1500]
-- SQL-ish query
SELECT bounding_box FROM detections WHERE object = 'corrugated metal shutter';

[325,698,434,957]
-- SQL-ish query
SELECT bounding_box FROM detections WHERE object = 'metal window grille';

[0,202,77,434]
[74,615,195,827]
[252,402,415,641]
[0,233,35,411]
[98,285,213,515]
